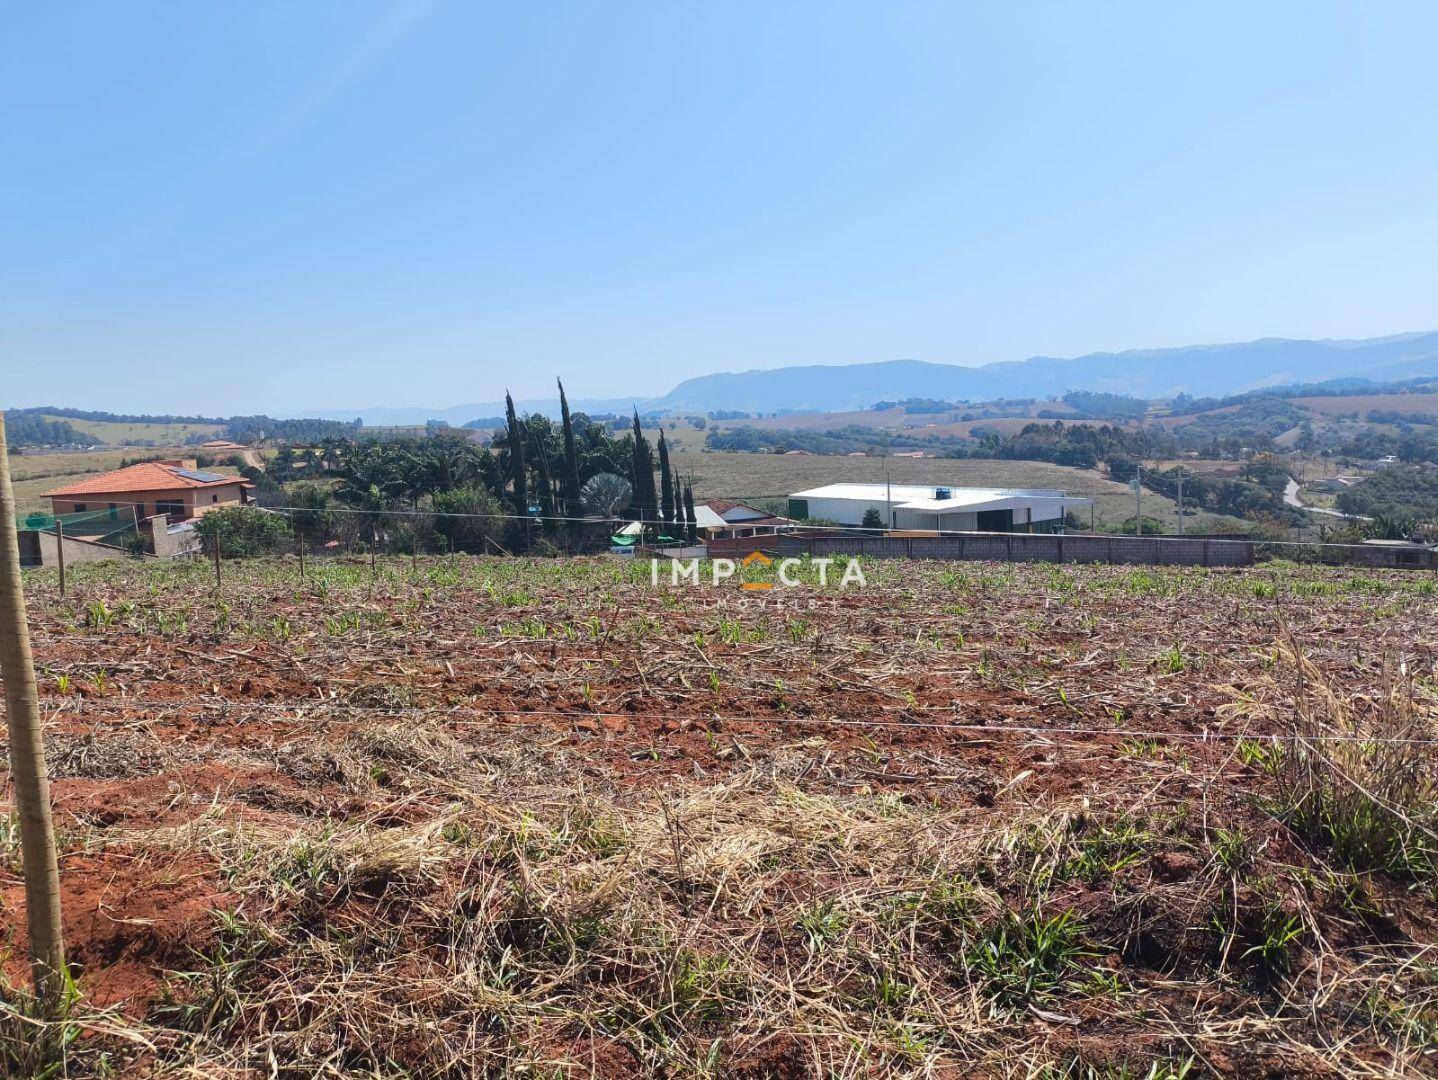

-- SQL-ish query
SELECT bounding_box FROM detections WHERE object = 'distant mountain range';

[303,330,1438,424]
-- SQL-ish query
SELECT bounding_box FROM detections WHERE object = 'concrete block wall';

[22,529,131,568]
[778,532,1257,568]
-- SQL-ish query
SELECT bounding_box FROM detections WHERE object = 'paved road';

[1283,477,1365,520]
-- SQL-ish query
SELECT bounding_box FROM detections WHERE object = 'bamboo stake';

[0,413,68,1017]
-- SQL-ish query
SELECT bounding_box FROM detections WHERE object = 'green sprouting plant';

[707,671,721,694]
[855,966,915,1012]
[796,899,848,951]
[53,674,71,695]
[212,599,233,636]
[84,599,117,628]
[966,908,1093,1008]
[1156,644,1186,673]
[1063,820,1149,883]
[716,618,767,645]
[1083,966,1124,999]
[1241,903,1305,977]
[1236,737,1284,773]
[1210,827,1252,874]
[668,949,741,1025]
[1119,737,1164,759]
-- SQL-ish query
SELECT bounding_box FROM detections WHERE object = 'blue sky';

[4,2,1437,415]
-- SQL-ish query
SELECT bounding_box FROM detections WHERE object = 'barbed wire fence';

[16,494,1437,584]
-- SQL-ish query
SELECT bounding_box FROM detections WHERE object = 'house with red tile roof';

[43,459,253,526]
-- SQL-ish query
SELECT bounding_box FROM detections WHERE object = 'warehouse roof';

[790,483,1090,508]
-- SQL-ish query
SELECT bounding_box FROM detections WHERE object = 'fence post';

[212,531,222,589]
[297,532,305,580]
[54,519,66,598]
[0,413,68,1021]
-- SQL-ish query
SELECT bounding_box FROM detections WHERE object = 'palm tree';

[581,473,632,520]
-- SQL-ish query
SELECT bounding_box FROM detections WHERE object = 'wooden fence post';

[212,530,222,589]
[0,413,68,1018]
[54,519,66,598]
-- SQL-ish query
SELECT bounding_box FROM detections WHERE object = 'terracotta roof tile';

[42,462,247,499]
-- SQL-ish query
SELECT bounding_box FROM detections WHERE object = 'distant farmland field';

[1288,392,1438,417]
[41,414,225,445]
[672,450,1250,533]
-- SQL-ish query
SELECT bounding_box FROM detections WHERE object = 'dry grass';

[1,555,1436,1077]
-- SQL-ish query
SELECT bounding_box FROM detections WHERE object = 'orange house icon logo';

[740,550,774,590]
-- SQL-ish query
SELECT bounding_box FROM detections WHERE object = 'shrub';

[196,506,292,558]
[431,487,505,553]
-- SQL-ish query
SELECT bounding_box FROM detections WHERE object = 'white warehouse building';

[787,483,1091,533]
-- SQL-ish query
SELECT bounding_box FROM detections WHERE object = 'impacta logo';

[650,551,866,590]
[740,550,774,591]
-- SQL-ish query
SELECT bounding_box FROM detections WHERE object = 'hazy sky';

[4,2,1437,415]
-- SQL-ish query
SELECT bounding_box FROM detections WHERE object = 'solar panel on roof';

[173,468,229,483]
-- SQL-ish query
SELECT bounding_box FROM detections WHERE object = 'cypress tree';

[683,482,698,544]
[504,392,528,517]
[673,472,685,532]
[657,429,675,523]
[629,412,657,533]
[532,422,558,536]
[558,379,582,523]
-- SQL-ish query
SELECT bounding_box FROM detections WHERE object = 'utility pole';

[884,453,893,531]
[0,414,68,1018]
[1175,470,1185,537]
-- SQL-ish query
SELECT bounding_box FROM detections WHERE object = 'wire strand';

[33,695,1438,746]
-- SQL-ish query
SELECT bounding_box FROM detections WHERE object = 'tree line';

[250,381,699,555]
